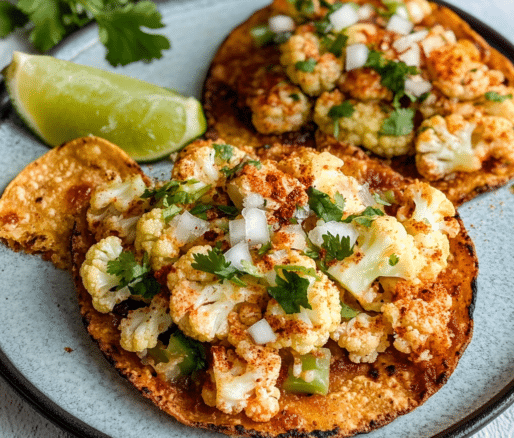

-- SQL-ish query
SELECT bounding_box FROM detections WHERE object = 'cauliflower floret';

[330,313,392,363]
[202,341,281,422]
[314,90,414,157]
[87,175,149,244]
[262,251,341,355]
[382,295,453,361]
[472,115,514,165]
[277,148,366,215]
[168,246,268,342]
[226,160,308,224]
[280,30,343,96]
[345,23,383,46]
[338,68,392,101]
[328,216,424,305]
[415,114,480,180]
[247,78,311,134]
[79,236,131,313]
[119,293,172,353]
[426,40,504,100]
[135,209,210,270]
[172,140,247,185]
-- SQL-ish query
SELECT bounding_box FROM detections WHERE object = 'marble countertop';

[1,1,514,437]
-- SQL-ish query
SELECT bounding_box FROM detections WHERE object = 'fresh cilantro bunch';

[0,0,170,66]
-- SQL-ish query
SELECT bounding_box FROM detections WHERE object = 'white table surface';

[1,1,514,437]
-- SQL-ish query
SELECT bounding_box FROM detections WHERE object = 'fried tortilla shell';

[71,151,477,438]
[203,1,514,205]
[0,136,148,269]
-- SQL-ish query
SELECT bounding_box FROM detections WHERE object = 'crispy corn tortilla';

[0,136,148,269]
[69,146,477,438]
[202,1,514,206]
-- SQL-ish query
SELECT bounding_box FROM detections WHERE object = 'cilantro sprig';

[221,160,262,179]
[1,0,170,66]
[268,269,312,314]
[142,179,211,214]
[342,206,385,227]
[307,187,346,222]
[321,232,354,263]
[380,108,415,136]
[328,101,355,138]
[365,50,419,107]
[191,246,247,287]
[107,251,160,299]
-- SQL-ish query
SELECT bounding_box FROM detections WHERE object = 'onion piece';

[243,192,265,209]
[357,4,374,21]
[386,14,413,35]
[229,218,246,246]
[345,43,369,71]
[406,1,426,23]
[248,319,277,344]
[280,224,307,251]
[224,241,252,272]
[392,29,428,52]
[398,44,420,67]
[172,211,210,245]
[329,4,359,31]
[308,221,359,248]
[405,77,432,97]
[395,5,410,20]
[357,183,375,207]
[242,207,270,246]
[268,14,296,33]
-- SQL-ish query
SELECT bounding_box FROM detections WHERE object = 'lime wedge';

[2,52,206,162]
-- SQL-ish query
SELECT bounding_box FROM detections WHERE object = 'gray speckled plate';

[0,1,513,437]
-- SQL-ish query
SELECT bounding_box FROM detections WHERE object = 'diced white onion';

[398,44,420,67]
[329,4,359,31]
[242,207,270,246]
[386,14,413,35]
[196,150,218,183]
[407,1,426,23]
[308,221,359,248]
[357,4,374,21]
[268,14,296,33]
[229,218,246,246]
[395,5,410,20]
[345,43,369,71]
[357,183,375,207]
[243,192,265,209]
[224,241,252,272]
[248,319,277,344]
[280,224,307,251]
[405,77,432,96]
[172,211,210,244]
[392,30,428,52]
[294,204,311,222]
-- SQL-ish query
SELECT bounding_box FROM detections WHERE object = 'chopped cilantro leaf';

[292,0,316,15]
[389,253,400,266]
[327,33,348,57]
[268,269,312,314]
[328,101,355,137]
[142,180,211,208]
[188,203,212,220]
[373,193,392,206]
[290,93,301,101]
[485,91,513,102]
[213,143,234,161]
[221,160,262,178]
[107,252,160,299]
[307,187,345,222]
[191,247,246,286]
[163,204,183,222]
[321,232,354,262]
[216,204,240,219]
[380,108,415,136]
[340,302,360,319]
[343,206,384,227]
[0,2,28,38]
[365,50,419,106]
[295,58,317,72]
[250,24,275,47]
[172,331,207,373]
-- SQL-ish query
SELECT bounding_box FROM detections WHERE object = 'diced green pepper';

[283,348,331,395]
[250,25,275,47]
[147,331,206,377]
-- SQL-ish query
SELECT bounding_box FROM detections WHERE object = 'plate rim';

[1,1,514,437]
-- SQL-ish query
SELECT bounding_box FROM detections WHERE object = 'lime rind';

[2,51,207,162]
